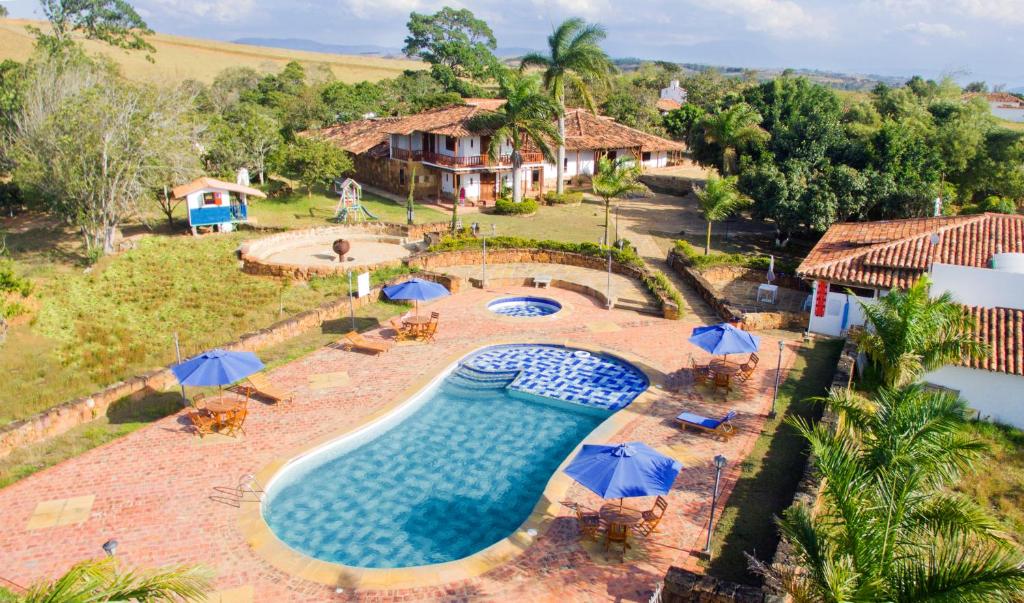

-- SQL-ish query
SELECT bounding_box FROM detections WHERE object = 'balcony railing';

[420,150,544,169]
[391,148,423,161]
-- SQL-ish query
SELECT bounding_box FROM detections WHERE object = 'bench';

[533,275,552,288]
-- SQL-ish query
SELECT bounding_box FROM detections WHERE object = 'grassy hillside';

[0,18,423,83]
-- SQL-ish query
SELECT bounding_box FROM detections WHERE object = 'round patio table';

[709,359,741,376]
[402,315,432,327]
[204,397,244,430]
[599,503,643,527]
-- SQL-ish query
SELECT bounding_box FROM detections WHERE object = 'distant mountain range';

[233,37,536,59]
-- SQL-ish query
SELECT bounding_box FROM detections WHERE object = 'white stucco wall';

[931,263,1024,310]
[806,280,876,336]
[441,172,455,194]
[991,104,1024,123]
[458,136,481,158]
[458,173,480,200]
[924,365,1024,428]
[642,151,669,169]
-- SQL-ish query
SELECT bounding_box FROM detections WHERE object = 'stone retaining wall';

[408,248,680,319]
[662,567,766,603]
[0,281,418,460]
[667,251,807,331]
[638,173,696,196]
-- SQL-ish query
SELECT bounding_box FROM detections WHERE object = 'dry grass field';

[0,18,423,83]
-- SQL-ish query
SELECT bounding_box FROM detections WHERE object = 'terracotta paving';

[0,285,796,602]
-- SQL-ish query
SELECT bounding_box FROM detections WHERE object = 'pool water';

[487,296,562,317]
[263,345,647,568]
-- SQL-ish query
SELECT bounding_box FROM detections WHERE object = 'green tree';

[0,4,7,17]
[33,0,155,56]
[470,72,560,204]
[20,558,211,602]
[11,55,198,258]
[520,18,614,195]
[662,103,704,141]
[692,102,768,175]
[207,103,282,184]
[855,275,987,387]
[591,156,646,246]
[282,136,353,197]
[693,175,750,255]
[762,384,1024,602]
[403,7,497,81]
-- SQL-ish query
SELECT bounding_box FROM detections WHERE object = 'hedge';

[543,191,584,205]
[674,240,799,274]
[494,198,539,215]
[429,235,685,318]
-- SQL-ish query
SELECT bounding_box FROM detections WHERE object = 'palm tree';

[758,384,1024,601]
[520,18,614,195]
[591,156,647,247]
[470,72,560,204]
[693,176,750,255]
[694,102,768,176]
[855,275,988,387]
[20,558,212,602]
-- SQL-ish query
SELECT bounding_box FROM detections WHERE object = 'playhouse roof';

[172,177,267,200]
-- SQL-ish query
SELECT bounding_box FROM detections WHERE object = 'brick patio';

[0,284,796,602]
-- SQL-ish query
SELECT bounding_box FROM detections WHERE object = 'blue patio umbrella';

[564,442,682,507]
[382,278,450,316]
[172,349,265,387]
[689,323,761,357]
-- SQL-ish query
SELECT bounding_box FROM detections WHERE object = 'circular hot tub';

[487,296,562,318]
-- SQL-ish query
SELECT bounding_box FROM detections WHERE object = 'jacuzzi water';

[487,296,562,317]
[262,344,647,568]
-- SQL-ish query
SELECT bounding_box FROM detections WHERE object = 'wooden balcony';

[421,150,544,169]
[391,148,423,161]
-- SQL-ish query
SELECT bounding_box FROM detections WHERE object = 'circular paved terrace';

[241,229,420,278]
[0,285,796,602]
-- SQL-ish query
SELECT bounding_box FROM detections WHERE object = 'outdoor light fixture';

[702,455,727,558]
[102,539,117,556]
[770,339,785,417]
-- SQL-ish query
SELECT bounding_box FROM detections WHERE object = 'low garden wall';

[408,248,680,319]
[0,273,465,460]
[667,250,808,331]
[638,173,696,196]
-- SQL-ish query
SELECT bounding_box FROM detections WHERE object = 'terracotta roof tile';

[797,213,1024,289]
[561,109,685,152]
[380,104,488,137]
[171,177,266,200]
[656,98,682,111]
[964,305,1024,376]
[303,118,400,155]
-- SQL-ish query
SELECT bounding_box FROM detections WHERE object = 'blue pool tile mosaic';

[461,344,648,411]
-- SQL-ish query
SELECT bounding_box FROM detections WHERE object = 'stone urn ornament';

[333,238,351,262]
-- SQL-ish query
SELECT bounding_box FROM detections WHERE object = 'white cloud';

[897,21,963,38]
[691,0,830,39]
[339,0,429,19]
[143,0,256,23]
[529,0,614,18]
[957,0,1024,23]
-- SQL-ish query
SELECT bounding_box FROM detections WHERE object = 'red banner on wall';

[814,280,828,317]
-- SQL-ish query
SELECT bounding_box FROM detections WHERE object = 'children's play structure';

[332,178,379,223]
[172,177,267,235]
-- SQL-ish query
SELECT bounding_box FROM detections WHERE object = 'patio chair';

[192,393,208,410]
[340,331,392,355]
[635,496,668,536]
[389,317,415,342]
[224,403,248,437]
[575,506,601,540]
[713,371,732,394]
[231,373,292,405]
[675,410,737,440]
[736,353,759,382]
[420,316,439,343]
[604,522,631,556]
[690,356,711,387]
[187,406,217,437]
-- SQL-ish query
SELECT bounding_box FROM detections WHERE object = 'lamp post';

[482,223,495,288]
[703,454,727,557]
[770,339,785,418]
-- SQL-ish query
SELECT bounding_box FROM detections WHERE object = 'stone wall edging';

[407,248,680,319]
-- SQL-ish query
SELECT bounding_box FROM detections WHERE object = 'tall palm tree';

[20,558,212,602]
[470,72,560,204]
[591,156,647,246]
[855,275,988,387]
[693,176,750,255]
[694,102,768,176]
[758,384,1024,602]
[520,18,614,195]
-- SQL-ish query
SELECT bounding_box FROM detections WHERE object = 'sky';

[5,0,1024,87]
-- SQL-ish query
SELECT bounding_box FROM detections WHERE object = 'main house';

[308,99,685,204]
[798,213,1024,426]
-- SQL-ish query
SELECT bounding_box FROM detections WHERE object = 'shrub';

[494,197,539,215]
[673,239,799,274]
[544,191,584,205]
[643,269,685,311]
[0,258,33,319]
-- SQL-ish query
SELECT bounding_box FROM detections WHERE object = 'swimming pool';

[262,344,648,568]
[487,296,562,317]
